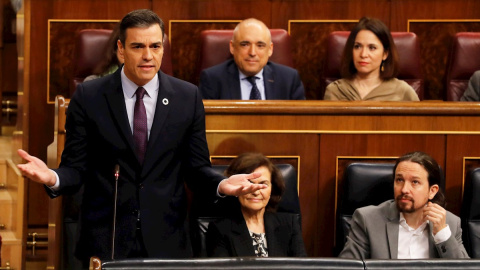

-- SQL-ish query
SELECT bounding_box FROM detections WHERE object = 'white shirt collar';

[120,67,159,98]
[239,69,264,81]
[399,212,429,235]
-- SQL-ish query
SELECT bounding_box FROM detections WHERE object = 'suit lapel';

[142,71,173,175]
[427,222,437,257]
[264,212,281,256]
[231,214,256,257]
[386,201,399,259]
[263,63,275,100]
[104,70,136,156]
[227,61,242,99]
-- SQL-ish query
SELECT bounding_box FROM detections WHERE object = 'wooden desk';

[203,100,480,256]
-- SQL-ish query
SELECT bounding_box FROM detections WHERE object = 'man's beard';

[395,194,416,213]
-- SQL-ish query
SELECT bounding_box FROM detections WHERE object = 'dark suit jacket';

[339,200,469,259]
[461,70,480,101]
[199,59,306,100]
[49,68,224,261]
[206,211,307,257]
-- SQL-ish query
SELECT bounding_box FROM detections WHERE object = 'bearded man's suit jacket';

[47,68,224,261]
[339,200,469,259]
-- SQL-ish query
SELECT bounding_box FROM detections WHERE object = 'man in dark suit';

[17,9,266,264]
[199,18,305,100]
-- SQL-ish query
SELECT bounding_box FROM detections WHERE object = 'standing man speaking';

[17,9,266,264]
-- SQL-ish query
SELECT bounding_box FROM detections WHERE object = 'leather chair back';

[71,29,173,96]
[192,163,301,257]
[322,31,424,100]
[197,29,294,78]
[444,32,480,101]
[461,167,480,258]
[335,163,395,255]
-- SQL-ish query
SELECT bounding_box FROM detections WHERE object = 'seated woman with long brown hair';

[324,17,419,101]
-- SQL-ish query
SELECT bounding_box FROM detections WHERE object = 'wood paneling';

[271,0,391,30]
[289,21,357,99]
[445,135,480,215]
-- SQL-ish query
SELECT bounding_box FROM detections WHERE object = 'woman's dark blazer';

[206,211,307,257]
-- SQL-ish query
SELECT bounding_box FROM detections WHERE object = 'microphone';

[111,164,120,260]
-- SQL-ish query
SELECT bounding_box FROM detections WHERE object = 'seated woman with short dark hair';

[324,17,419,101]
[206,153,307,257]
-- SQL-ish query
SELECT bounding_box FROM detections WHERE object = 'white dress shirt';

[397,212,451,259]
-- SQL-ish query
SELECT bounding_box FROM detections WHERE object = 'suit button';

[139,183,144,189]
[441,245,447,253]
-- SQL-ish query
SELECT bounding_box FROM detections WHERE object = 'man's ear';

[229,40,234,55]
[429,184,439,200]
[117,40,124,57]
[268,42,273,57]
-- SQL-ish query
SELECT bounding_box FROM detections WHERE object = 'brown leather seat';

[71,29,173,96]
[321,31,424,100]
[444,32,480,101]
[197,29,294,79]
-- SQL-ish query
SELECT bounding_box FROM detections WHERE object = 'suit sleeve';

[289,214,307,257]
[339,209,370,260]
[461,71,480,101]
[435,215,470,258]
[50,84,89,197]
[183,86,224,198]
[291,71,306,100]
[206,221,231,257]
[199,70,218,99]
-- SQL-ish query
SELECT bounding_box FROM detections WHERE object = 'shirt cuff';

[433,224,451,244]
[216,179,227,198]
[47,169,60,191]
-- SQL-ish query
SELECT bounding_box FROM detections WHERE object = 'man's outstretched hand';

[218,172,267,197]
[17,149,56,187]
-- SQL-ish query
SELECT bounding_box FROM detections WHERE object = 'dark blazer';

[461,70,480,101]
[206,211,307,257]
[340,200,469,259]
[49,68,224,261]
[199,59,306,100]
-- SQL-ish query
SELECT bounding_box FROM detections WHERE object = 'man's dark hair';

[393,151,446,207]
[225,152,285,212]
[119,9,164,46]
[341,17,399,80]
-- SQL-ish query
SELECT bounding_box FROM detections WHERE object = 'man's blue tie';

[246,76,261,100]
